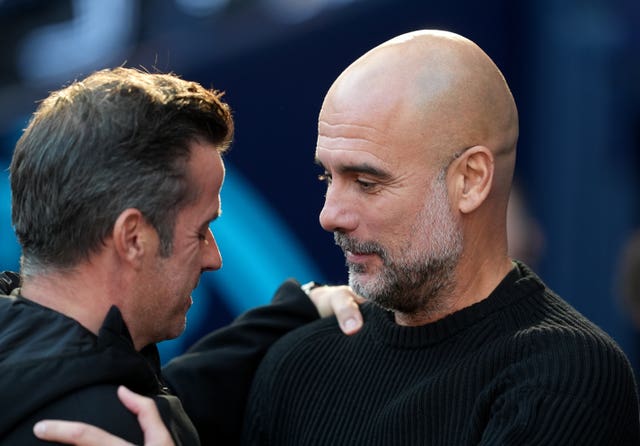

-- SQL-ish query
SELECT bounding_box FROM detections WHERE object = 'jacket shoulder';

[1,384,144,445]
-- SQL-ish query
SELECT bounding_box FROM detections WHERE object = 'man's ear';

[112,208,149,266]
[451,146,494,214]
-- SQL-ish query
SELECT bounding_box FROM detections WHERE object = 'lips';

[335,232,385,263]
[346,250,374,263]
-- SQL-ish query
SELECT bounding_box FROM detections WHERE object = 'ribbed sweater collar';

[366,261,545,349]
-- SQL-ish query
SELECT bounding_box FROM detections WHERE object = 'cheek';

[369,199,421,235]
[173,239,200,263]
[173,251,199,279]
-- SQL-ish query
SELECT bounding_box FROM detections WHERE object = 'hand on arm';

[302,282,366,334]
[33,386,174,446]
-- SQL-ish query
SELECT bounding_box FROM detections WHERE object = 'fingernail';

[344,318,359,332]
[33,422,46,436]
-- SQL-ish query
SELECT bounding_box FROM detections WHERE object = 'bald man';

[242,30,640,445]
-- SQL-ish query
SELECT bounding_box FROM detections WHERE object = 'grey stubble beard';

[334,173,463,317]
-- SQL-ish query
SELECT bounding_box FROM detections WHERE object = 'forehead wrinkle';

[319,120,385,136]
[318,120,389,148]
[316,134,387,152]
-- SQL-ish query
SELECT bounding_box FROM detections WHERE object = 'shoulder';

[267,315,343,357]
[48,385,142,428]
[255,303,383,380]
[498,268,628,362]
[255,313,350,378]
[0,297,95,364]
[497,289,638,415]
[517,287,630,363]
[497,280,631,370]
[2,384,145,445]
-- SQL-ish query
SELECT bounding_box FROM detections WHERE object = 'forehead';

[316,120,391,169]
[188,140,224,183]
[184,140,224,213]
[315,101,430,175]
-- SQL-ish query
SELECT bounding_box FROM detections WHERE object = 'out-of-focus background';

[1,0,639,372]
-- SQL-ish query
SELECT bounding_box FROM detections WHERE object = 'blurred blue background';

[0,0,639,373]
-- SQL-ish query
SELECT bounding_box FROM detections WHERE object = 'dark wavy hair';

[10,67,234,276]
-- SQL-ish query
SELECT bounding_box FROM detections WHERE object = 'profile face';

[137,140,225,343]
[315,85,462,313]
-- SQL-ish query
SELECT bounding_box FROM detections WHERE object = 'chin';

[348,275,376,299]
[349,267,378,283]
[166,322,187,341]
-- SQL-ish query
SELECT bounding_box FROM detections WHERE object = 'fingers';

[117,386,174,445]
[330,288,364,335]
[306,284,364,335]
[32,388,174,446]
[117,385,157,416]
[33,420,133,446]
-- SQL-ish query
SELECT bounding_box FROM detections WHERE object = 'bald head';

[316,30,520,322]
[321,30,518,175]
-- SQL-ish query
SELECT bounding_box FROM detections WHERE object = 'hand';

[303,283,366,335]
[33,386,175,446]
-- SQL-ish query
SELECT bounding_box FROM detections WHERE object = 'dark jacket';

[164,279,318,445]
[0,297,198,445]
[0,279,317,445]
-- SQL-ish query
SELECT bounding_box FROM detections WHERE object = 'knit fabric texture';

[242,262,640,445]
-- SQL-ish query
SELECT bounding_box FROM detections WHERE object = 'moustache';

[334,232,386,260]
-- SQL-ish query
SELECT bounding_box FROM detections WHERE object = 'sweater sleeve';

[162,279,319,446]
[239,334,280,446]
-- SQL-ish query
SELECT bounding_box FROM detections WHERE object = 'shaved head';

[322,29,518,184]
[316,30,520,323]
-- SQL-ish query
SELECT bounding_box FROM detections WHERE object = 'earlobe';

[112,209,147,265]
[456,146,494,214]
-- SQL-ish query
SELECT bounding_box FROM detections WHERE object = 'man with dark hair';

[241,30,640,445]
[0,67,362,445]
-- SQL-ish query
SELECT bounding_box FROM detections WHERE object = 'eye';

[356,178,376,190]
[197,226,211,242]
[317,172,332,185]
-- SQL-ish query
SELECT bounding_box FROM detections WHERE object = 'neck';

[394,254,514,326]
[20,265,119,338]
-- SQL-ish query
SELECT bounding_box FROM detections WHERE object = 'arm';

[34,386,175,446]
[162,279,362,445]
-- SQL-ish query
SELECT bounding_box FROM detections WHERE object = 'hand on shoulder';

[33,386,175,446]
[303,282,366,335]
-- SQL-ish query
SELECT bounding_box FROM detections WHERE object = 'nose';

[202,228,223,271]
[319,185,357,233]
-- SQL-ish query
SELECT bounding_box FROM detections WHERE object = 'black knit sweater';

[242,262,640,445]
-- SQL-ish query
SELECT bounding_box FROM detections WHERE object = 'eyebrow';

[314,158,393,180]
